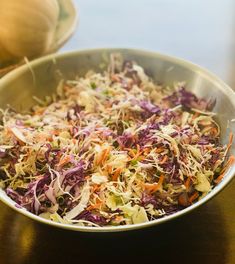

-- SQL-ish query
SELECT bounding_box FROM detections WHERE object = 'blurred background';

[0,1,235,264]
[63,0,235,88]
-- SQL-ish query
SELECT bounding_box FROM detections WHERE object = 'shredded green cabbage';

[0,54,232,227]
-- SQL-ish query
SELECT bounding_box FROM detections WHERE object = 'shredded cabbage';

[0,54,232,227]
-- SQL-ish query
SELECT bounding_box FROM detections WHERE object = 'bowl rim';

[0,48,235,232]
[49,0,79,52]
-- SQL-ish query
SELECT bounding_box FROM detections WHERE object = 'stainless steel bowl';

[0,48,234,232]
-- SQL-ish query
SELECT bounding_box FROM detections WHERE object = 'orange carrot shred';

[143,175,164,193]
[184,177,191,191]
[128,149,136,158]
[192,112,200,120]
[112,167,122,181]
[92,184,101,193]
[155,147,164,153]
[210,127,218,136]
[226,132,233,153]
[87,196,103,211]
[214,155,235,183]
[143,147,151,155]
[159,155,168,164]
[189,192,199,204]
[106,164,113,174]
[57,155,71,167]
[96,147,111,166]
[87,201,102,211]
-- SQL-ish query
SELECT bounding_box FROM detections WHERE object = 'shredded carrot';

[126,145,143,161]
[87,196,103,210]
[178,193,189,207]
[92,184,101,193]
[214,172,226,184]
[214,155,235,183]
[210,127,218,136]
[111,74,121,82]
[112,167,122,181]
[221,155,235,174]
[96,147,111,165]
[189,192,199,204]
[159,155,168,164]
[115,215,124,222]
[155,147,164,153]
[50,130,60,136]
[34,107,45,116]
[57,155,71,168]
[69,120,76,126]
[63,85,72,92]
[143,147,151,155]
[87,201,103,211]
[182,137,190,144]
[105,164,113,174]
[142,175,164,193]
[37,133,52,142]
[226,132,233,153]
[192,112,200,120]
[127,149,136,158]
[184,177,191,191]
[133,145,143,160]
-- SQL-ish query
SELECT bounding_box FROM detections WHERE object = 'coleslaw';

[0,54,233,227]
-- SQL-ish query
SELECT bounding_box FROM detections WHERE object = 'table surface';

[1,1,235,263]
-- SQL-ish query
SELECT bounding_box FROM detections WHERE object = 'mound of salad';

[0,54,233,227]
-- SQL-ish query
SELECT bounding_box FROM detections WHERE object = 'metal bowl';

[0,48,234,232]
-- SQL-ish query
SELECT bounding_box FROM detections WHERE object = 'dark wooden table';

[1,1,235,263]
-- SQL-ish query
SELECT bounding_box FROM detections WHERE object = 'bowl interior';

[0,48,235,232]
